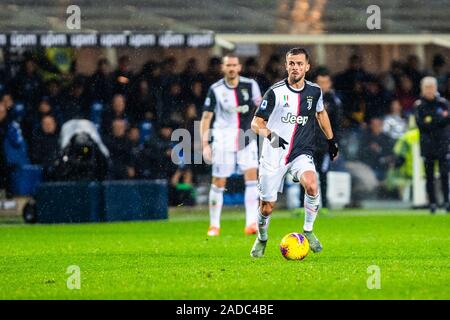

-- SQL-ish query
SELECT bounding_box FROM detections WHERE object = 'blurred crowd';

[0,50,449,204]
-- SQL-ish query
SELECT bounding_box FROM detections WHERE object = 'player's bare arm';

[316,109,339,161]
[200,111,214,162]
[251,116,270,138]
[251,116,288,149]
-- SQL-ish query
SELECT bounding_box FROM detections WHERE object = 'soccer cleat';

[250,238,267,258]
[207,226,220,236]
[430,203,437,214]
[444,203,450,214]
[303,231,322,253]
[244,223,258,235]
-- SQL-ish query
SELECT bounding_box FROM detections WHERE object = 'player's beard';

[226,72,237,81]
[289,73,304,84]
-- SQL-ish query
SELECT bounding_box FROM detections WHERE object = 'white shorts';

[212,139,258,178]
[258,154,316,202]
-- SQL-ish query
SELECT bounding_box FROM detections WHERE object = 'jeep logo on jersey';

[235,104,249,113]
[281,113,309,125]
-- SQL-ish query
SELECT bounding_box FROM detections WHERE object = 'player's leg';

[250,200,275,258]
[299,170,323,253]
[238,140,260,234]
[208,146,234,236]
[250,162,285,257]
[292,155,322,253]
[243,168,259,234]
[424,157,437,213]
[208,176,227,236]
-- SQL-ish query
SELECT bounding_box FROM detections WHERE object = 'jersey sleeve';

[251,79,262,106]
[254,88,276,120]
[203,87,218,113]
[316,89,324,112]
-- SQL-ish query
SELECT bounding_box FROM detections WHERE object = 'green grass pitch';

[0,208,449,299]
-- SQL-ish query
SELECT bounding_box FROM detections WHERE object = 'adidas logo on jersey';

[281,113,309,126]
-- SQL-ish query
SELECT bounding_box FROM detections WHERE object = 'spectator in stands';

[334,54,370,102]
[128,78,158,124]
[104,119,135,180]
[180,58,205,95]
[61,77,88,123]
[102,94,128,136]
[342,80,366,129]
[383,99,407,140]
[431,54,448,96]
[88,58,113,104]
[359,117,395,181]
[112,55,134,97]
[264,54,283,84]
[395,74,418,115]
[364,75,391,122]
[135,122,177,180]
[140,60,162,92]
[383,60,404,92]
[185,78,205,117]
[1,93,25,124]
[46,79,63,115]
[243,57,270,93]
[204,57,222,87]
[127,125,141,150]
[404,55,423,95]
[30,115,59,178]
[11,57,43,111]
[161,57,179,93]
[23,97,60,142]
[162,79,185,127]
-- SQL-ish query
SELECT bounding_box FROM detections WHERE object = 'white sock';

[257,208,270,241]
[209,185,224,228]
[245,180,259,226]
[303,192,320,232]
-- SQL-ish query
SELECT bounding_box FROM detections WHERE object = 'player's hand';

[267,132,288,150]
[327,138,339,161]
[202,144,212,163]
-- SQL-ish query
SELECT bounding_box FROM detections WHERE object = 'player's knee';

[260,201,274,216]
[212,177,226,189]
[304,180,318,196]
[301,172,318,196]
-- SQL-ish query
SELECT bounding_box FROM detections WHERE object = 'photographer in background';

[415,76,450,214]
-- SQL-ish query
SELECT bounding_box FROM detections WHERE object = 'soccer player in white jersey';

[250,48,339,257]
[200,54,262,236]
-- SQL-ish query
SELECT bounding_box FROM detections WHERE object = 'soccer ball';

[280,232,310,260]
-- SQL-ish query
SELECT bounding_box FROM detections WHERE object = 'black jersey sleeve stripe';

[203,87,217,113]
[271,80,285,90]
[254,88,276,120]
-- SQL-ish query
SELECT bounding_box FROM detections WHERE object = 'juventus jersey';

[255,79,324,165]
[204,76,262,151]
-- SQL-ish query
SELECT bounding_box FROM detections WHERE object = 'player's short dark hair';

[286,47,310,62]
[222,53,239,63]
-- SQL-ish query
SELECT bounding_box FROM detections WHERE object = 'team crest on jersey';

[241,89,249,101]
[306,96,313,110]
